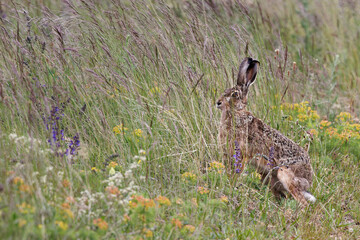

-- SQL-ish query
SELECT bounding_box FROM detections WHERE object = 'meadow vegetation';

[0,0,359,239]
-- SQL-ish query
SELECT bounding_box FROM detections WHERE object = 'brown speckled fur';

[217,57,314,206]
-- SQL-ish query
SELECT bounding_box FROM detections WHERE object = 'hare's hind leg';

[276,166,308,207]
[293,177,316,203]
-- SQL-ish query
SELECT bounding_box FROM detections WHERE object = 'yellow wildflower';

[310,110,320,120]
[17,202,35,214]
[13,177,24,185]
[251,172,262,180]
[319,120,331,129]
[220,195,229,203]
[309,129,318,137]
[91,167,99,172]
[143,228,153,238]
[301,101,309,106]
[336,112,353,123]
[293,103,300,111]
[18,219,27,227]
[341,130,352,140]
[297,114,308,122]
[149,87,160,95]
[155,196,171,206]
[350,123,360,131]
[133,129,143,137]
[281,115,293,121]
[208,161,225,173]
[55,221,68,231]
[62,208,74,219]
[184,224,196,233]
[181,172,197,182]
[129,200,137,208]
[280,103,291,111]
[113,124,128,135]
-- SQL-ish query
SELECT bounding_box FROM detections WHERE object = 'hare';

[217,57,316,206]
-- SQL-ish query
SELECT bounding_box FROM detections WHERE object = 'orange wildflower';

[129,195,156,209]
[197,186,210,195]
[105,186,121,196]
[62,179,71,188]
[171,218,182,229]
[108,161,118,168]
[19,184,32,193]
[93,218,108,230]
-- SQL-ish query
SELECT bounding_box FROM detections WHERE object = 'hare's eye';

[231,91,239,98]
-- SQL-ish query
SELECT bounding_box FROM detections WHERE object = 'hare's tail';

[302,191,316,203]
[277,166,316,206]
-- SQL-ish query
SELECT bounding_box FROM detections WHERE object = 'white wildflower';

[129,163,138,169]
[9,133,17,140]
[40,175,47,183]
[57,171,64,179]
[46,166,53,172]
[124,170,132,178]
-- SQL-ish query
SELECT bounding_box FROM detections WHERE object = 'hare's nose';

[216,101,222,107]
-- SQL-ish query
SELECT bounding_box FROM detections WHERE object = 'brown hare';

[217,57,316,206]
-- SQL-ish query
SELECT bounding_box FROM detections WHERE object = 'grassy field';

[0,0,359,239]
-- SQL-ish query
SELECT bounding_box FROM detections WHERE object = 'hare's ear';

[237,57,260,93]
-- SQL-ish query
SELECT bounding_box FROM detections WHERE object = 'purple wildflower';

[233,140,243,173]
[46,105,63,149]
[66,134,80,156]
[43,102,80,158]
[267,146,275,167]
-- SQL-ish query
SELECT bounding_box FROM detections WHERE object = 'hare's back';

[236,112,310,165]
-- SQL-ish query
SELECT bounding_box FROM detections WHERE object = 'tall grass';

[0,0,359,239]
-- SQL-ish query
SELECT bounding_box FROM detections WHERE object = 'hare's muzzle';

[216,100,222,109]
